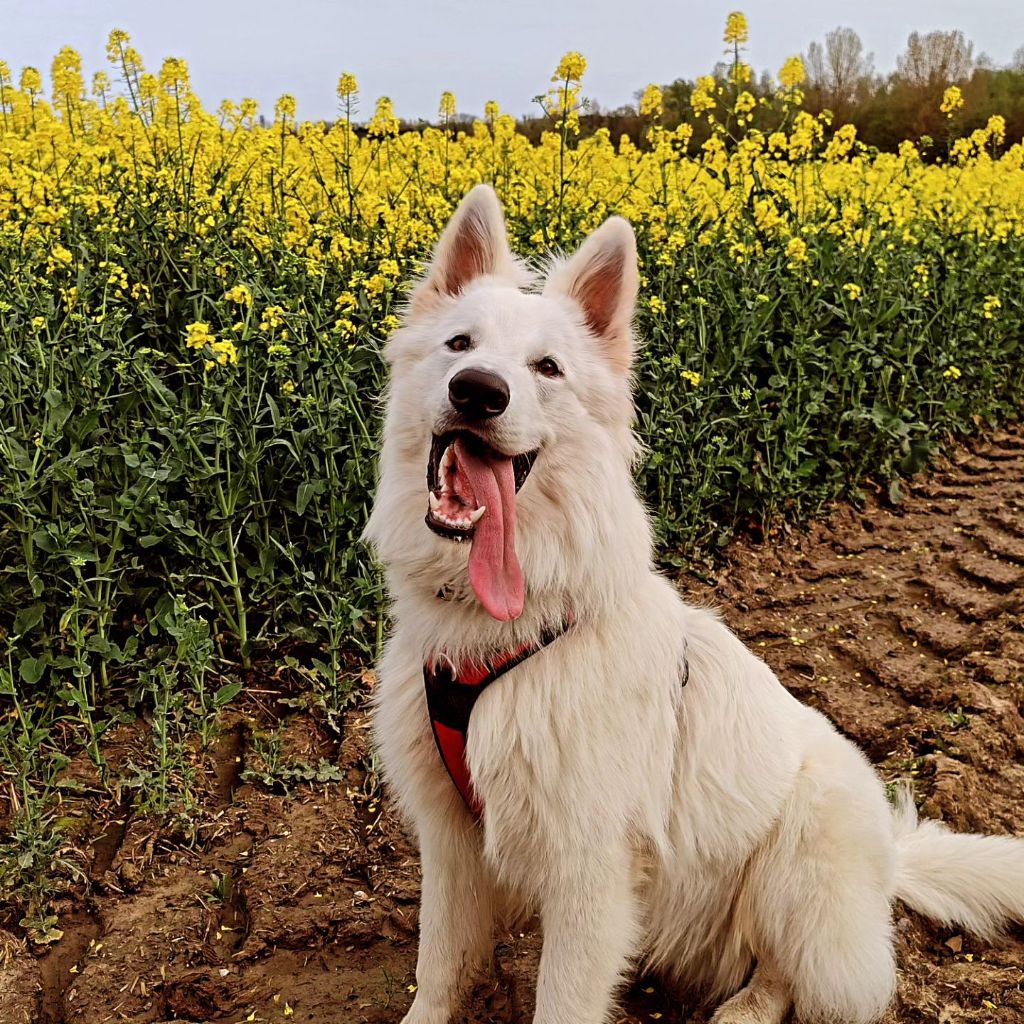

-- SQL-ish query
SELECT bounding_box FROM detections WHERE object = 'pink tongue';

[454,439,524,621]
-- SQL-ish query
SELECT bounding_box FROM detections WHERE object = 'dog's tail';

[892,787,1024,939]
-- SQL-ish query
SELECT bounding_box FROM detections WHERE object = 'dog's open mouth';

[425,432,537,621]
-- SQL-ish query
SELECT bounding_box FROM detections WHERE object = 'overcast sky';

[5,0,1023,122]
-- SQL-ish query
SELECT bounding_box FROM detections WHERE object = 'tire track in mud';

[36,789,134,1024]
[710,429,1024,1022]
[207,720,253,960]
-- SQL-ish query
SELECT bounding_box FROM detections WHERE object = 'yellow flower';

[648,296,666,315]
[943,366,962,380]
[788,110,823,158]
[785,237,808,266]
[842,283,862,301]
[50,244,74,267]
[106,29,132,67]
[439,91,457,119]
[723,12,749,46]
[20,66,42,93]
[681,370,702,387]
[982,295,1001,319]
[691,76,717,117]
[778,56,805,89]
[225,284,253,306]
[210,339,238,365]
[282,379,296,394]
[368,96,399,138]
[275,94,297,122]
[260,305,286,331]
[139,73,158,102]
[185,322,216,349]
[639,84,663,119]
[985,115,1006,146]
[823,123,858,161]
[336,73,359,100]
[159,57,189,91]
[553,51,587,83]
[939,86,963,118]
[730,62,752,87]
[51,46,84,106]
[734,91,756,117]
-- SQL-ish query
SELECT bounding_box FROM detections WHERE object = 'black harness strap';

[423,620,572,816]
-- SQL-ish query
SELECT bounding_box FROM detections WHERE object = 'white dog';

[365,185,1024,1024]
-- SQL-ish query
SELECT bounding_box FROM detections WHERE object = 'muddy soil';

[1,429,1022,1024]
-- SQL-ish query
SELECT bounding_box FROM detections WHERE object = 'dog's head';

[366,184,647,623]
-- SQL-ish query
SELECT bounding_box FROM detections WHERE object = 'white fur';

[365,185,1024,1024]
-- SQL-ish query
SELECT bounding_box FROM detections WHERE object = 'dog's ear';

[410,184,516,317]
[544,217,638,374]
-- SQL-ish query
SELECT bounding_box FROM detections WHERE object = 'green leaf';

[214,682,243,708]
[14,604,45,636]
[86,635,113,657]
[296,481,317,517]
[19,657,46,686]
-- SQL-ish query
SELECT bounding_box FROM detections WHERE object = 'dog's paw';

[709,1007,761,1024]
[399,998,449,1024]
[708,974,790,1024]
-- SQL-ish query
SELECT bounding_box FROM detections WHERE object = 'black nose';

[448,368,510,420]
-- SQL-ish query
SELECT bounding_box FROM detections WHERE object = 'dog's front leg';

[532,841,639,1024]
[402,818,497,1024]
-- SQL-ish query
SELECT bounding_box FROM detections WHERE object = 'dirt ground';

[2,428,1023,1024]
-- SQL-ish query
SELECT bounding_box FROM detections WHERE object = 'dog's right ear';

[409,184,516,318]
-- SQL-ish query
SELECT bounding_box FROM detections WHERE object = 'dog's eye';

[534,357,563,378]
[446,334,472,352]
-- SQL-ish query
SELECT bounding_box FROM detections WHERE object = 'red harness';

[424,620,572,818]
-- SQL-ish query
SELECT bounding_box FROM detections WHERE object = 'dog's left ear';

[544,217,638,374]
[409,184,518,318]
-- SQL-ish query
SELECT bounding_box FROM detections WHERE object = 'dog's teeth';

[469,506,486,524]
[439,445,453,479]
[428,492,440,511]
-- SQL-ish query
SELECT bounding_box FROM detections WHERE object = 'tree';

[896,30,975,87]
[1012,45,1024,71]
[804,28,874,119]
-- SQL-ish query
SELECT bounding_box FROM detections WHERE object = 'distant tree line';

[506,28,1024,153]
